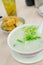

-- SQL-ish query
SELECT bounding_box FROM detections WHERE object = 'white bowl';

[37,5,43,16]
[7,24,43,57]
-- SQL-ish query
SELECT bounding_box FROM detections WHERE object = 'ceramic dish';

[7,24,43,57]
[11,51,43,64]
[0,17,25,33]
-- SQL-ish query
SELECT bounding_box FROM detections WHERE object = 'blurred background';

[0,0,43,24]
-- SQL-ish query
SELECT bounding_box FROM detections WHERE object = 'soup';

[9,26,43,53]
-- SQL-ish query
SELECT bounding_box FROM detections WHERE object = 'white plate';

[11,51,43,64]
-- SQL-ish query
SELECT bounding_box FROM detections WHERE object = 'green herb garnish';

[13,44,16,47]
[17,26,40,44]
[17,39,23,43]
[23,26,40,41]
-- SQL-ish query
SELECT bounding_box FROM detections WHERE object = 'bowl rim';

[7,24,43,54]
[37,7,43,16]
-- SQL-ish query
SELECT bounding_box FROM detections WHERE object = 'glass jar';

[2,0,17,16]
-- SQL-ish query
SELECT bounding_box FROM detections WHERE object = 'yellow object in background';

[1,16,24,32]
[2,0,17,16]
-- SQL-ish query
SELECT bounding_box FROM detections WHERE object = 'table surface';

[0,0,43,65]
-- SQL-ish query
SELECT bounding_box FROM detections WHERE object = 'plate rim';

[11,51,43,64]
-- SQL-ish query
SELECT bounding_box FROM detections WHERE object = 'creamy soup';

[9,26,43,53]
